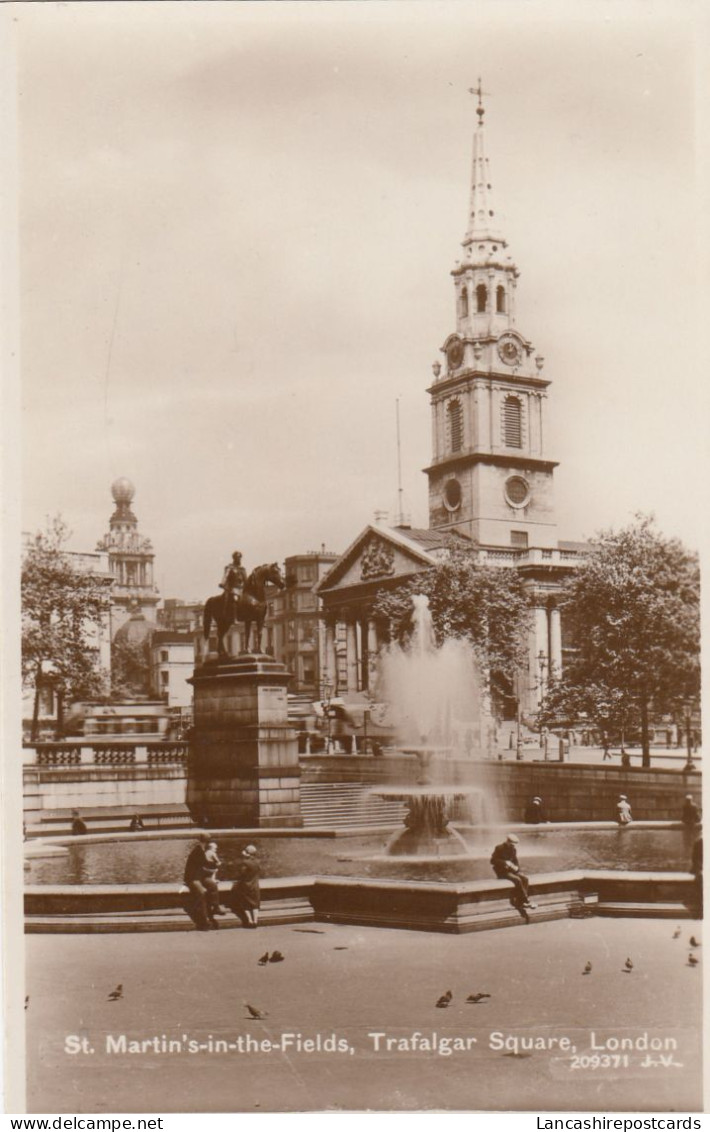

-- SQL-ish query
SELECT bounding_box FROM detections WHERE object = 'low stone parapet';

[24,869,698,935]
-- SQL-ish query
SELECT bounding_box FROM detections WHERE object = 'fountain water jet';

[373,594,495,857]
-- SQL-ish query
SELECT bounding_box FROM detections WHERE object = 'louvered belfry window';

[448,399,463,452]
[503,396,522,448]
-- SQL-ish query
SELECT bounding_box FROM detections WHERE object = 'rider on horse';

[205,559,287,657]
[219,551,248,622]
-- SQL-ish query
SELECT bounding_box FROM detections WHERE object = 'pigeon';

[688,953,699,967]
[108,984,123,1001]
[245,1002,268,1019]
[582,962,592,975]
[435,993,452,1008]
[257,952,270,966]
[690,936,701,948]
[269,951,284,963]
[466,993,491,1004]
[673,927,682,939]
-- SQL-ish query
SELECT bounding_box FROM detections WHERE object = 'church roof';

[315,524,440,596]
[394,526,471,551]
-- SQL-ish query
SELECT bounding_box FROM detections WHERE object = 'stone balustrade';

[475,545,584,568]
[24,742,188,768]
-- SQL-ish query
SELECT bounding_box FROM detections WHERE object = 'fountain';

[373,594,494,857]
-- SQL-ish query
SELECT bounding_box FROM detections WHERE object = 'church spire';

[464,79,503,247]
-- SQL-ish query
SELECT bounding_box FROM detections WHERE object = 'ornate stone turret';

[97,478,160,638]
[425,84,558,549]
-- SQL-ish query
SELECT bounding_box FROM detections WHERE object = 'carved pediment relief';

[360,536,396,581]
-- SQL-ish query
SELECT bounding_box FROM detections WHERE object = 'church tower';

[426,86,558,550]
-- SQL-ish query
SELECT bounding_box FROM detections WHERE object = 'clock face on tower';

[446,338,464,371]
[497,333,523,367]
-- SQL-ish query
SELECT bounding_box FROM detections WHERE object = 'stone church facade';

[316,90,586,721]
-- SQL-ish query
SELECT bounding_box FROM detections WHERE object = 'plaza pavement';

[26,915,702,1114]
[495,744,701,773]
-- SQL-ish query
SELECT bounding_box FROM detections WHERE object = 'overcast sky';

[12,0,708,601]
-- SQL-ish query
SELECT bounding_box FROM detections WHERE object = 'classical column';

[366,619,378,694]
[324,622,337,693]
[549,606,562,680]
[346,621,358,696]
[359,618,369,691]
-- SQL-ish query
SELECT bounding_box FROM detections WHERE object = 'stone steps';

[595,901,691,918]
[300,783,405,829]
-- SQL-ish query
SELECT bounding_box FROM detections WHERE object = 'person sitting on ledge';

[129,813,145,832]
[183,835,227,930]
[616,794,633,825]
[691,832,703,917]
[490,834,536,910]
[70,810,87,836]
[682,795,701,829]
[524,796,548,824]
[229,844,262,929]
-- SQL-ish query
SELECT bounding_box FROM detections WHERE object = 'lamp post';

[683,702,696,772]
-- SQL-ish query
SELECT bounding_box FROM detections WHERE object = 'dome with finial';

[111,477,135,504]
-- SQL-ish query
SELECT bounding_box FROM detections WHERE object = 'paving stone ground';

[25,917,702,1114]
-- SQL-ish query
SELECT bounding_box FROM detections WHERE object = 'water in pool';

[26,827,693,886]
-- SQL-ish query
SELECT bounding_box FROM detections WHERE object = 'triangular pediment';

[316,526,436,596]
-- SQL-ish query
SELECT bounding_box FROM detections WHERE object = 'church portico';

[316,525,464,698]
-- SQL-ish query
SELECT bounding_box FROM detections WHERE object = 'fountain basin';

[25,824,694,886]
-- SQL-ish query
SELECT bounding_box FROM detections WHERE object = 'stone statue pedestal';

[186,653,302,828]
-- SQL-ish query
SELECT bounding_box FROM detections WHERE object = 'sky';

[9,0,709,601]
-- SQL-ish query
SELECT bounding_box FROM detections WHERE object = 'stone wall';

[300,755,701,823]
[23,750,700,827]
[23,765,188,822]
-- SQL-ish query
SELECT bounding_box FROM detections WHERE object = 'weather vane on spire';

[468,78,489,124]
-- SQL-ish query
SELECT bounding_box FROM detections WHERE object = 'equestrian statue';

[203,552,287,657]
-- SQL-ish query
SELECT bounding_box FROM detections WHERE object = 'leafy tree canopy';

[540,515,700,764]
[372,553,531,688]
[22,516,112,734]
[111,635,152,699]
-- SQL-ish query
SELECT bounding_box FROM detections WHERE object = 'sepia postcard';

[2,0,708,1117]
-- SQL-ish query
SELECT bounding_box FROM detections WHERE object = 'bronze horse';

[203,562,286,657]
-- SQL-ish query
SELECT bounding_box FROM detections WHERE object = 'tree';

[539,515,700,767]
[371,554,531,715]
[111,634,152,699]
[22,516,112,739]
